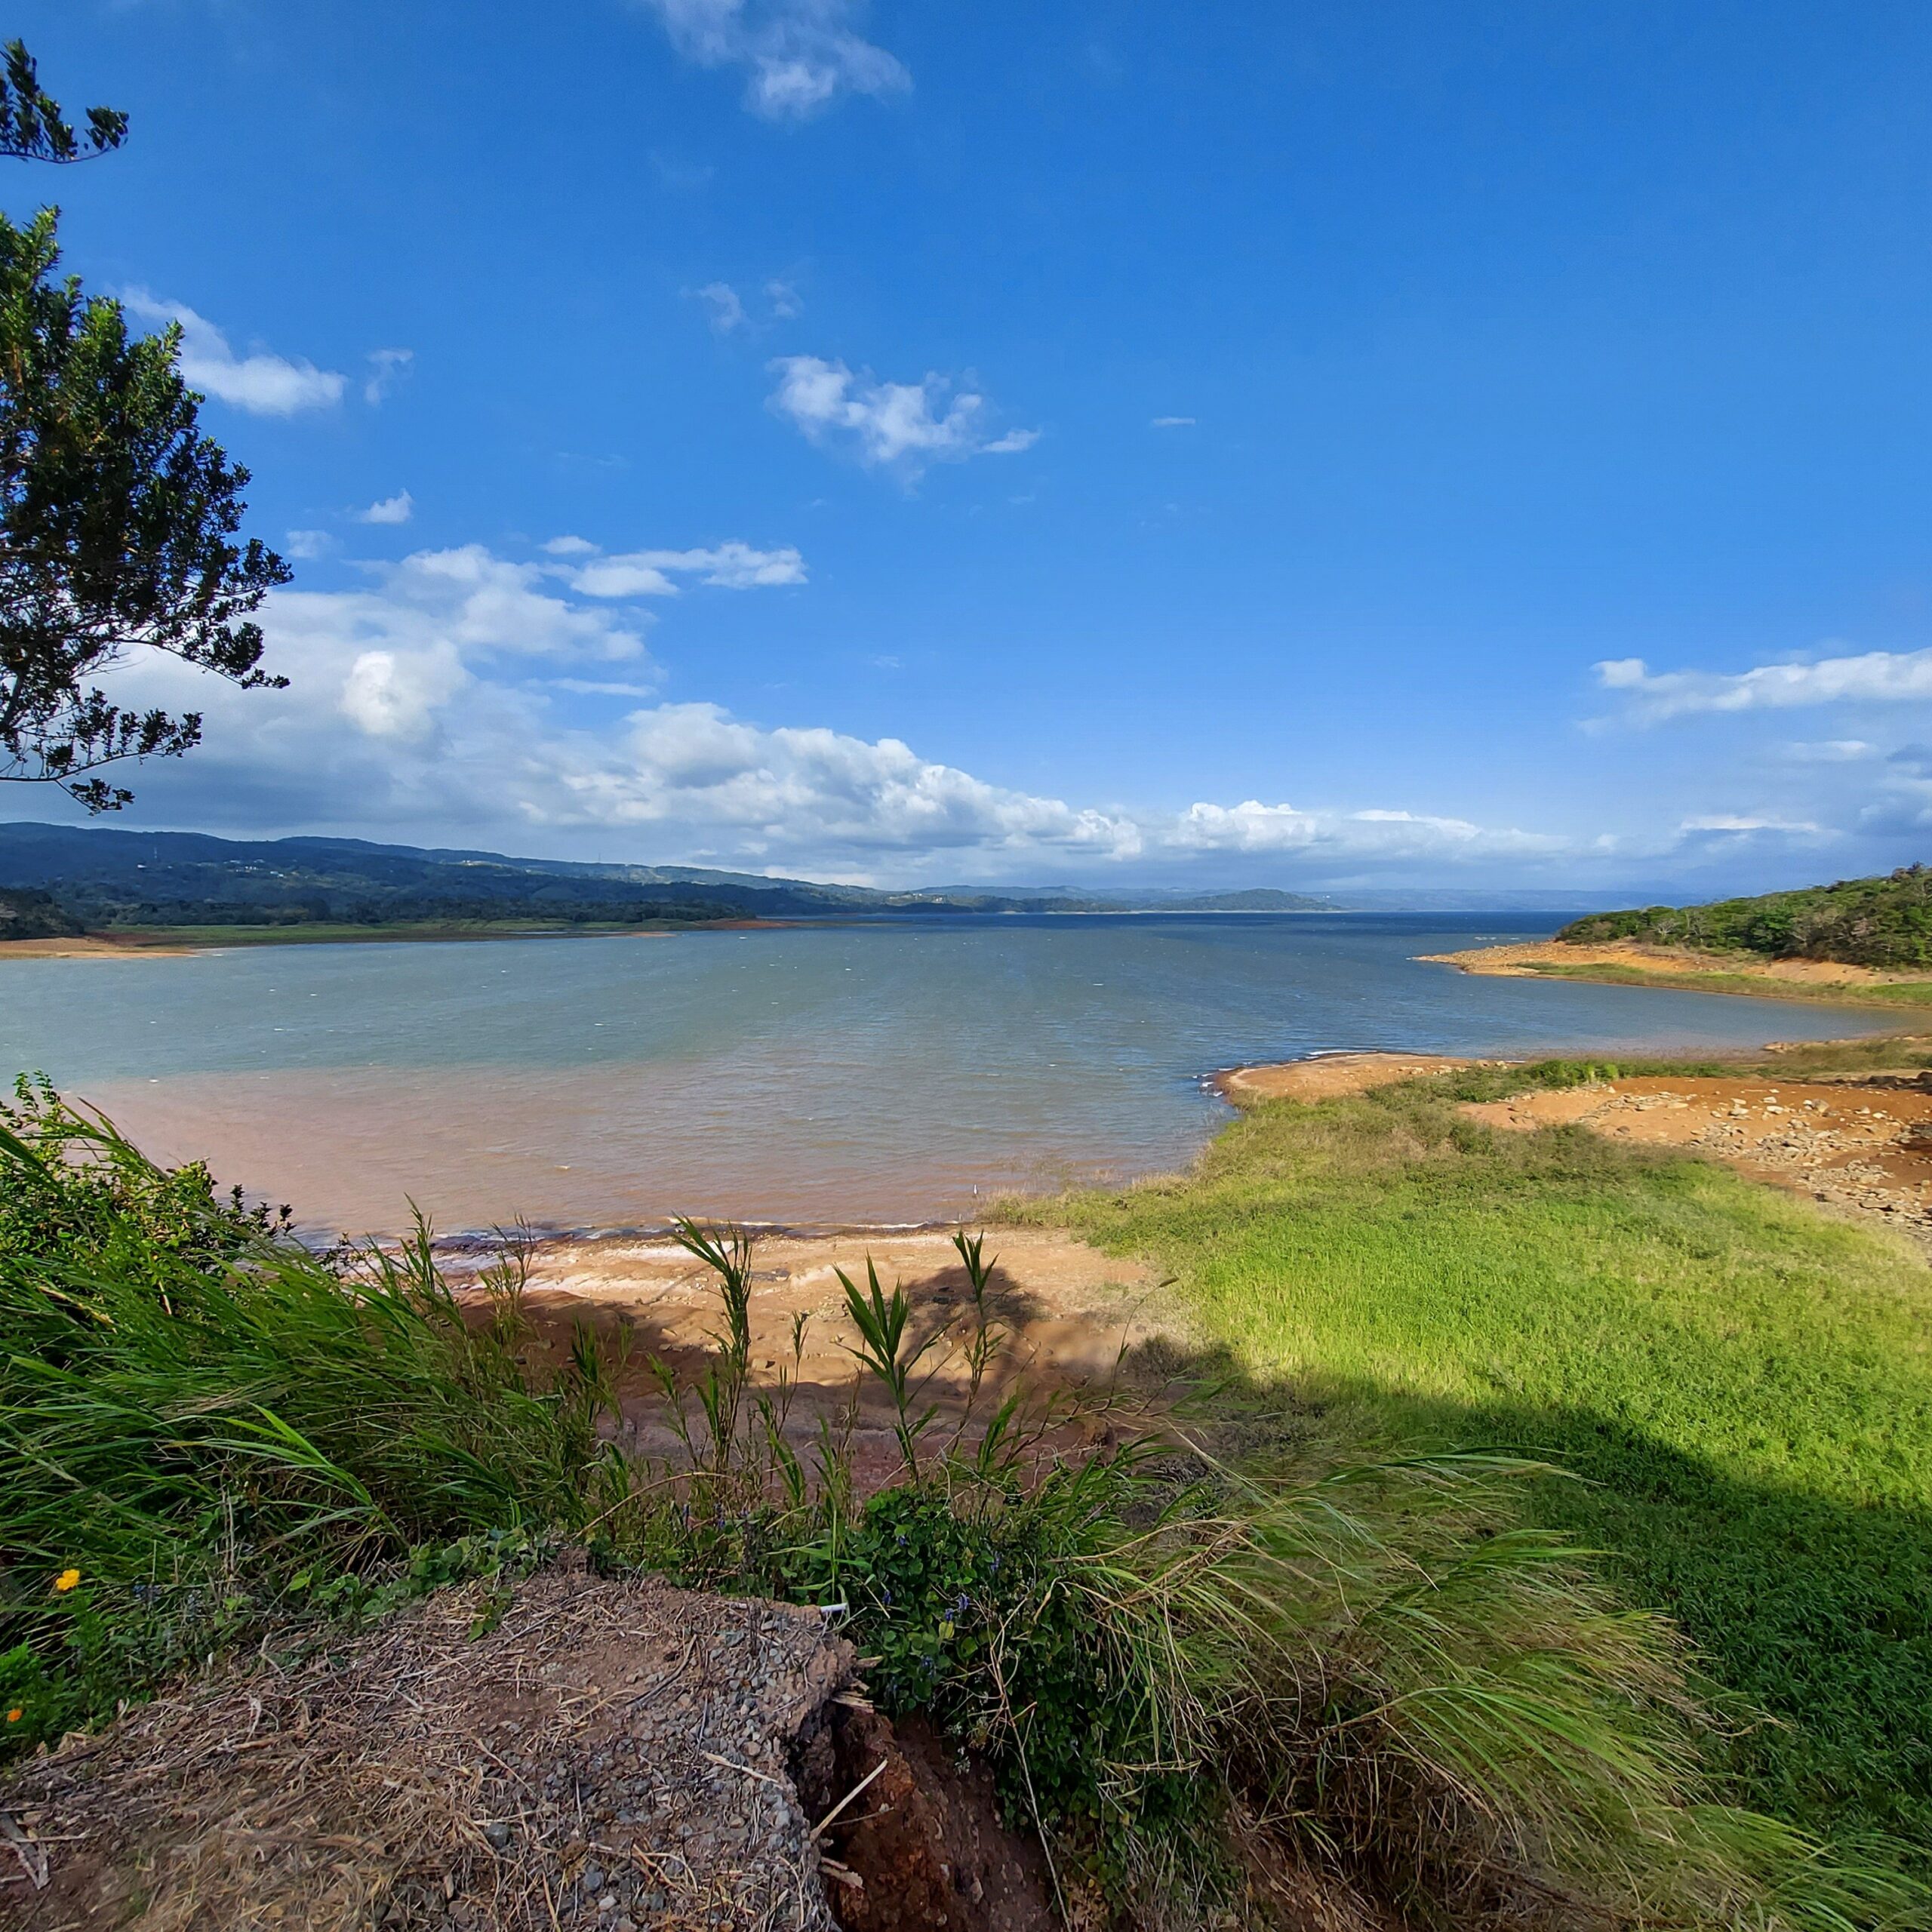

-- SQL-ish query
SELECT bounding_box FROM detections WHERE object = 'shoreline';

[1420,937,1932,1011]
[0,918,787,958]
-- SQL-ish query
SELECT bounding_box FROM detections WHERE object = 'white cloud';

[1778,739,1875,763]
[1168,801,1564,860]
[552,540,807,597]
[691,281,747,332]
[1679,814,1823,835]
[1596,647,1932,722]
[340,642,467,743]
[635,0,909,118]
[766,278,802,318]
[99,540,1597,878]
[768,356,1039,472]
[122,291,346,415]
[1151,416,1195,428]
[364,347,414,405]
[283,530,332,561]
[356,491,414,526]
[545,703,1143,857]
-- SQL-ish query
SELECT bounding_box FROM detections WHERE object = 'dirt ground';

[1463,1071,1932,1248]
[442,1228,1172,1490]
[1214,1053,1490,1104]
[1217,1050,1932,1252]
[0,1567,1069,1932]
[1418,937,1921,992]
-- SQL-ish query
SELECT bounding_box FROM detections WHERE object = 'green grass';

[1520,961,1932,1007]
[9,1094,1926,1927]
[1020,1072,1932,1854]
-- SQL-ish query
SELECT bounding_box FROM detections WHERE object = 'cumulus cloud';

[94,540,1601,877]
[1596,647,1932,722]
[634,0,909,118]
[543,704,1142,857]
[1168,801,1565,860]
[768,356,1039,472]
[122,291,346,415]
[549,539,807,597]
[356,491,414,526]
[283,530,333,561]
[340,642,467,743]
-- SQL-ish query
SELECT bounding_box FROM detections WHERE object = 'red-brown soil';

[1463,1072,1932,1247]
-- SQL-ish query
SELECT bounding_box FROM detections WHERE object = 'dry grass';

[2,1570,854,1932]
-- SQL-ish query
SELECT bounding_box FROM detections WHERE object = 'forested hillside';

[1558,866,1932,968]
[0,824,1345,933]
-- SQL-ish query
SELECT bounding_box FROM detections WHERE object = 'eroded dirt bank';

[0,1570,1073,1932]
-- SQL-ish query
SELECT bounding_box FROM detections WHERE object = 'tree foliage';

[0,40,126,165]
[0,45,289,811]
[1558,864,1932,968]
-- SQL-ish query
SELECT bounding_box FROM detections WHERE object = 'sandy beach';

[445,1225,1173,1488]
[1420,936,1927,1001]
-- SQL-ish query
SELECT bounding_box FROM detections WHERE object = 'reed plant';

[2,1088,1924,1930]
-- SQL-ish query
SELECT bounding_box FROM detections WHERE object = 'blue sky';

[11,0,1932,891]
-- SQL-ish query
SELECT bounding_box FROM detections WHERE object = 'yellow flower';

[5,1709,21,1724]
[54,1567,80,1593]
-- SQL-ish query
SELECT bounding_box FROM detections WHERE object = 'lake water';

[0,913,1900,1238]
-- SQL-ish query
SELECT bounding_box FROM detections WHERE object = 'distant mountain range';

[0,824,1343,931]
[0,823,1644,934]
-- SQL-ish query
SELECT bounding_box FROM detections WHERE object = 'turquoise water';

[0,913,1899,1235]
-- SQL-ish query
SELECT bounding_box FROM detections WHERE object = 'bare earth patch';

[1214,1053,1494,1105]
[0,934,194,960]
[1419,937,1923,996]
[442,1229,1171,1491]
[1463,1072,1932,1250]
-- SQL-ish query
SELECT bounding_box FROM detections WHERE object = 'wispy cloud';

[1595,647,1932,722]
[283,530,333,561]
[364,347,414,405]
[549,539,806,597]
[689,278,804,333]
[691,281,748,332]
[1777,739,1875,764]
[632,0,909,118]
[1679,814,1823,835]
[1150,415,1195,428]
[768,355,1039,473]
[356,491,414,526]
[122,291,345,415]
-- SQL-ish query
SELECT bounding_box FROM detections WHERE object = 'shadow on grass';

[1139,1333,1932,1857]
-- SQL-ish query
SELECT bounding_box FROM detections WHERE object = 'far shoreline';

[1420,937,1932,1014]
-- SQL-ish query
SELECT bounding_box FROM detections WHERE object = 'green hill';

[1558,865,1932,969]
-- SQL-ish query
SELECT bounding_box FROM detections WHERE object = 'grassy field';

[1023,1063,1932,1855]
[1521,960,1932,1006]
[23,1100,1910,1927]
